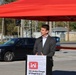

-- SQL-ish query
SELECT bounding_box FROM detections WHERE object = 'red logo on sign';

[29,62,38,69]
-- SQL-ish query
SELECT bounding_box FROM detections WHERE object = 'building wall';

[65,32,76,41]
[33,32,76,41]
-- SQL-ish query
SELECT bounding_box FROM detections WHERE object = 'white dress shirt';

[42,35,48,47]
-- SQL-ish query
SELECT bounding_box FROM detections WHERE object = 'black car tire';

[4,51,14,62]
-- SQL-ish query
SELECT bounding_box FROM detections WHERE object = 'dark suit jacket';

[33,35,56,58]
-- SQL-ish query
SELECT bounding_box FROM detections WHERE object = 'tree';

[4,18,17,35]
[55,21,65,27]
[69,22,76,31]
[0,18,2,32]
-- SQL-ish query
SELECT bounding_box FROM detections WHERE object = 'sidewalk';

[60,41,76,44]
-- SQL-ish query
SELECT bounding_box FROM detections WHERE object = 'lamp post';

[20,19,25,37]
[53,21,56,36]
[67,21,70,41]
[29,20,32,37]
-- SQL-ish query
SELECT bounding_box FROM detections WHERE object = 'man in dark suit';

[33,24,56,75]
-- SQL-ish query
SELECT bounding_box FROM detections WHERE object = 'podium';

[26,55,46,75]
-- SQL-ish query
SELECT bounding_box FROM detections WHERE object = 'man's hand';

[41,52,44,55]
[35,52,38,55]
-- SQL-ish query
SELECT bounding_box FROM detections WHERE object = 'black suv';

[0,37,60,61]
[0,38,36,61]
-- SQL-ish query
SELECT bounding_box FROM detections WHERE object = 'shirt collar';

[42,34,48,38]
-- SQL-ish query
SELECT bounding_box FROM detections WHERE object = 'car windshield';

[3,39,17,46]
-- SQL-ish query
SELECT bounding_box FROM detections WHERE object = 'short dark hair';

[41,24,49,31]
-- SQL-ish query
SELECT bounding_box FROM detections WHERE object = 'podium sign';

[27,55,46,75]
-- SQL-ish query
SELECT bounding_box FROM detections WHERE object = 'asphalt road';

[0,47,76,75]
[0,61,25,75]
[53,50,76,75]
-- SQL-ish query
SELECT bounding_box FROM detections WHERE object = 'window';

[17,39,25,46]
[27,38,36,45]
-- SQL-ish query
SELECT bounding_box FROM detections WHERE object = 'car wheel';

[4,52,14,62]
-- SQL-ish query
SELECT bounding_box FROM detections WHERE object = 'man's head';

[41,24,49,36]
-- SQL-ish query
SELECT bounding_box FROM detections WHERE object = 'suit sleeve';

[47,39,56,57]
[33,40,38,54]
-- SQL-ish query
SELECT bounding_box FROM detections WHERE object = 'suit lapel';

[39,37,43,51]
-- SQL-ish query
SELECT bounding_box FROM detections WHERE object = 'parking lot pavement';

[0,61,24,65]
[0,49,76,75]
[54,49,76,61]
[53,49,76,75]
[0,61,25,75]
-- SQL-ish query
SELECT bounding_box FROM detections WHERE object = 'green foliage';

[24,20,45,32]
[55,21,76,31]
[0,18,76,37]
[37,21,45,31]
[55,21,65,27]
[70,22,76,31]
[0,18,18,35]
[0,18,2,32]
[4,18,17,35]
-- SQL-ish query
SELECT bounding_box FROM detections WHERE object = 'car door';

[15,39,27,58]
[27,38,36,55]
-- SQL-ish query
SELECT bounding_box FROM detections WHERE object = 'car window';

[3,39,17,45]
[17,39,25,46]
[27,38,36,45]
